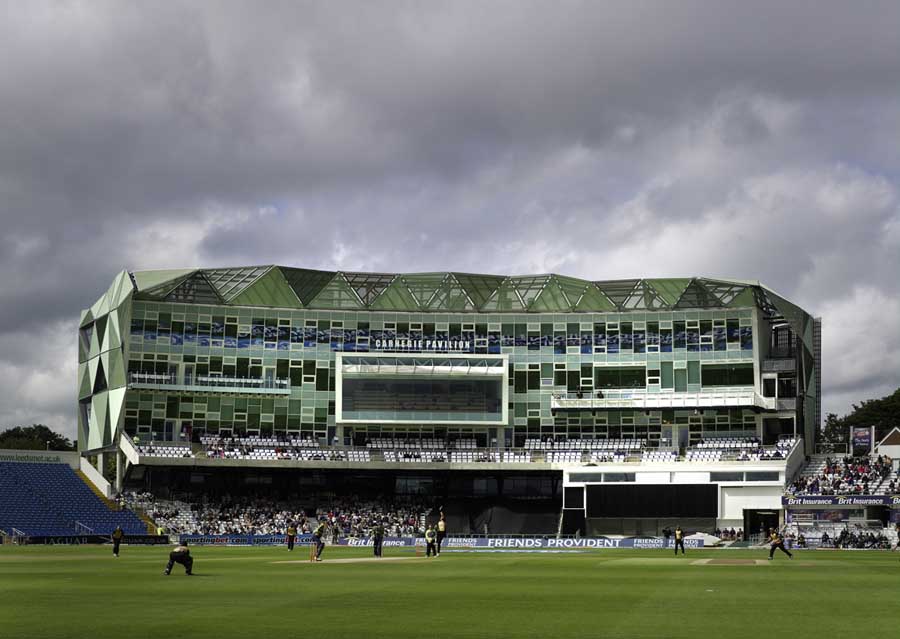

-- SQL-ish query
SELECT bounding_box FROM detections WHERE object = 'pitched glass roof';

[129,267,804,316]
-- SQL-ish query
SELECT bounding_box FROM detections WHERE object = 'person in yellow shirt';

[768,528,793,560]
[436,513,447,556]
[424,525,437,558]
[286,523,297,552]
[673,525,685,556]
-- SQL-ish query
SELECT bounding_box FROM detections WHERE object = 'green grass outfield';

[1,544,899,639]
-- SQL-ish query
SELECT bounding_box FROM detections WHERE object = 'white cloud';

[819,287,900,416]
[1,2,900,433]
[0,320,78,439]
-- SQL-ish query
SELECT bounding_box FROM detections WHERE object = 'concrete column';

[115,450,124,495]
[96,452,106,480]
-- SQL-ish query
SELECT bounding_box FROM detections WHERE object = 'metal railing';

[815,442,848,455]
[551,387,769,410]
[128,372,290,393]
[74,521,95,534]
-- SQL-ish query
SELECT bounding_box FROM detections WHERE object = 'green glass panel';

[230,267,302,308]
[509,276,550,308]
[596,279,641,310]
[698,279,748,306]
[159,272,222,305]
[674,369,688,392]
[306,274,364,309]
[574,284,617,312]
[106,350,124,388]
[481,281,526,311]
[131,269,195,293]
[687,361,701,385]
[402,274,448,308]
[370,277,421,311]
[553,275,591,308]
[634,281,669,309]
[78,364,92,399]
[453,273,506,308]
[343,272,397,306]
[726,288,756,308]
[675,280,721,309]
[140,271,196,299]
[529,279,570,311]
[281,267,336,305]
[762,287,813,351]
[661,362,674,389]
[205,266,270,301]
[646,278,691,306]
[426,274,475,311]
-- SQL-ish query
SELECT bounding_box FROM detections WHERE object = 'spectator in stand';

[788,455,894,496]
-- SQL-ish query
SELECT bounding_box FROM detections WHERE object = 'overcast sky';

[1,1,899,439]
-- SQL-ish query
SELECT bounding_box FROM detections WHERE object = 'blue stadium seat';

[0,462,145,536]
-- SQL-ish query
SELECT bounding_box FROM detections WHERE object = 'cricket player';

[286,523,297,551]
[313,521,327,561]
[436,513,447,556]
[111,525,124,558]
[768,528,793,560]
[164,542,194,575]
[425,525,437,558]
[673,525,686,555]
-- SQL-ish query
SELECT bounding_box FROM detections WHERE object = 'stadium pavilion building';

[78,267,822,535]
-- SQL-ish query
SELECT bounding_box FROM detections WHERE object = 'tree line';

[0,424,74,451]
[821,387,900,445]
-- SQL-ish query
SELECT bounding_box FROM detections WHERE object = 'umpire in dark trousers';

[111,526,124,558]
[164,542,193,575]
[373,522,385,557]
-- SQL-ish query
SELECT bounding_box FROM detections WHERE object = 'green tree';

[819,388,900,445]
[0,424,74,451]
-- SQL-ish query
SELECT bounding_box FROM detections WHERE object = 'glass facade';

[78,268,819,455]
[124,299,756,446]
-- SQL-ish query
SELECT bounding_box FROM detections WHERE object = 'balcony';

[551,388,775,411]
[762,358,795,373]
[776,398,797,411]
[127,372,291,395]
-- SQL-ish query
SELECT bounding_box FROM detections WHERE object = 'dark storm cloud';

[1,1,899,434]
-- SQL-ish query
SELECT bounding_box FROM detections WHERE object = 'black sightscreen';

[342,378,502,414]
[586,484,717,518]
[564,486,585,509]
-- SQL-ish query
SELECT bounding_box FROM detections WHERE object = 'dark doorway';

[744,509,779,540]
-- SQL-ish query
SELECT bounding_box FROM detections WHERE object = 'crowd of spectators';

[788,455,895,495]
[124,491,429,537]
[714,527,743,541]
[818,529,892,549]
[316,497,428,538]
